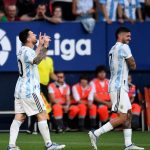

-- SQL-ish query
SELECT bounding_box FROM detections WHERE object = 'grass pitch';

[0,131,149,150]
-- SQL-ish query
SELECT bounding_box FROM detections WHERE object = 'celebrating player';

[7,29,65,150]
[89,27,144,150]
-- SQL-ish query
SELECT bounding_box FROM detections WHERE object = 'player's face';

[97,71,106,80]
[122,32,131,44]
[80,79,88,87]
[27,31,37,45]
[57,73,65,84]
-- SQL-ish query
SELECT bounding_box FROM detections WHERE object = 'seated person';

[90,65,117,123]
[128,75,141,129]
[69,75,97,130]
[48,71,70,133]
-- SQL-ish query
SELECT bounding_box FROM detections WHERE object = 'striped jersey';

[99,0,124,21]
[123,0,141,20]
[14,46,40,99]
[108,42,132,92]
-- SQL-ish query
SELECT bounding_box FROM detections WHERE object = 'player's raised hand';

[43,33,51,48]
[38,32,44,46]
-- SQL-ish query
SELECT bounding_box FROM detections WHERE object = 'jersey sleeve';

[24,50,36,64]
[72,86,80,102]
[122,44,132,59]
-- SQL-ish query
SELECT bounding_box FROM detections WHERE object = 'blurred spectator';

[98,0,124,24]
[145,0,150,20]
[72,0,96,33]
[48,72,71,133]
[5,4,20,21]
[128,75,141,129]
[69,75,97,131]
[52,0,74,20]
[21,3,62,23]
[90,65,118,123]
[51,6,63,22]
[16,0,36,17]
[123,0,144,23]
[0,9,7,22]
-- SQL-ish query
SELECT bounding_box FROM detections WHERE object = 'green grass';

[0,131,150,150]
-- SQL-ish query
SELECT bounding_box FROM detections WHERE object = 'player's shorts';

[110,88,132,113]
[15,93,46,116]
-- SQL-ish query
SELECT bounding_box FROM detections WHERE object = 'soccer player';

[7,29,65,150]
[89,27,144,150]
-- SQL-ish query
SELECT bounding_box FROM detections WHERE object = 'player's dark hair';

[19,28,30,44]
[115,27,131,40]
[79,74,89,82]
[95,65,107,76]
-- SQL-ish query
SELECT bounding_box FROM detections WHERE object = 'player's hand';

[38,32,44,47]
[43,34,51,48]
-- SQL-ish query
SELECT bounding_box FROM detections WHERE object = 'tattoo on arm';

[33,47,47,64]
[126,56,136,70]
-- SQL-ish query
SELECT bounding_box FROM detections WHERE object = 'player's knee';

[15,114,26,122]
[120,113,128,124]
[37,111,47,121]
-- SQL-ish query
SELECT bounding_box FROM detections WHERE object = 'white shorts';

[110,88,132,113]
[15,93,46,116]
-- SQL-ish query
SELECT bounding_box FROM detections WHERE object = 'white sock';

[38,120,52,146]
[94,122,113,137]
[123,129,132,147]
[9,120,22,146]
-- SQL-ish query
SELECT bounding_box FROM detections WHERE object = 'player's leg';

[8,113,26,150]
[8,98,26,150]
[89,89,129,150]
[123,106,144,149]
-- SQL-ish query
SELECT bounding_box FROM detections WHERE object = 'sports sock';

[38,120,52,147]
[9,120,22,146]
[94,122,113,137]
[123,129,132,147]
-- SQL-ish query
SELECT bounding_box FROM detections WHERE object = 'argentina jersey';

[14,46,40,99]
[108,42,132,92]
[99,0,124,21]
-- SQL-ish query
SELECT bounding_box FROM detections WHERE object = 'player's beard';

[33,39,37,45]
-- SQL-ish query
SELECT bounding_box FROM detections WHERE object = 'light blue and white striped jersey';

[123,0,141,20]
[108,42,132,92]
[99,0,124,21]
[14,46,40,99]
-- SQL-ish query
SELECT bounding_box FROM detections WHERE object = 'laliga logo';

[16,33,91,61]
[47,33,91,61]
[0,29,11,66]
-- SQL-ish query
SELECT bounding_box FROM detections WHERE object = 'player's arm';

[126,56,136,70]
[33,35,51,65]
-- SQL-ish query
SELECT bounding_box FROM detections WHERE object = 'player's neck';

[25,43,34,49]
[117,40,123,43]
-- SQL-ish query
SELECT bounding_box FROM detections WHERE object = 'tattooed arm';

[126,56,136,70]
